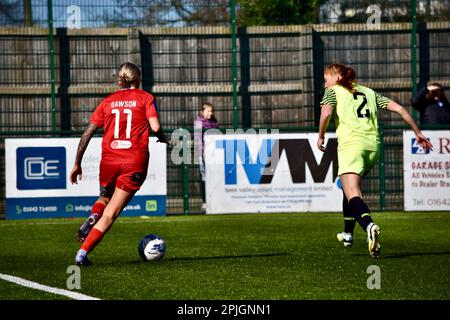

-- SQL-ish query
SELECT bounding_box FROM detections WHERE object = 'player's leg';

[343,194,356,233]
[340,173,380,258]
[340,173,370,229]
[336,150,360,247]
[76,160,119,243]
[337,192,355,247]
[75,162,147,265]
[76,196,110,242]
[361,150,381,257]
[90,187,134,233]
[75,187,134,265]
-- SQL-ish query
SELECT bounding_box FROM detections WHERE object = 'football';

[138,234,166,262]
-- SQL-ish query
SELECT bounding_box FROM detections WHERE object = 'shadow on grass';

[123,252,290,264]
[169,252,290,261]
[383,251,450,259]
[351,251,450,259]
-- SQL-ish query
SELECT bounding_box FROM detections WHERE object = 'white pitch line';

[0,273,100,300]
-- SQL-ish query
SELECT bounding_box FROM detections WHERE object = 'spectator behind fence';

[411,82,450,125]
[194,102,219,211]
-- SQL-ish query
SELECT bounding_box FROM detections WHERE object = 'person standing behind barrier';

[194,102,219,211]
[317,63,433,258]
[411,82,450,125]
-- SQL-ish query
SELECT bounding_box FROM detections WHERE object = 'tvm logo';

[216,138,338,185]
[17,147,67,190]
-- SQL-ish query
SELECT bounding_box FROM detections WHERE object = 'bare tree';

[103,0,230,27]
[23,0,32,26]
[320,0,450,24]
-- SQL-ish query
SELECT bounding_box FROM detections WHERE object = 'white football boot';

[336,232,353,247]
[367,224,381,258]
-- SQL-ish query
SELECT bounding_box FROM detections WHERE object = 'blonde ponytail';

[117,62,141,88]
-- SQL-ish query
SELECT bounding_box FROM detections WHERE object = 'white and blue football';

[138,234,166,262]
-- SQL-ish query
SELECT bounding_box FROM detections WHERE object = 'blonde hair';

[117,62,141,88]
[201,102,214,112]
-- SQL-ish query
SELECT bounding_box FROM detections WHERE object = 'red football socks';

[81,228,104,253]
[92,201,106,217]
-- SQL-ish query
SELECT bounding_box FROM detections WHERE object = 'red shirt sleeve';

[145,95,159,119]
[89,101,105,128]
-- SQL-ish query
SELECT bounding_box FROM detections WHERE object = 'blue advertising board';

[5,138,167,219]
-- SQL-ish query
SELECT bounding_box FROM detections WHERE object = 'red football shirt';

[90,88,158,163]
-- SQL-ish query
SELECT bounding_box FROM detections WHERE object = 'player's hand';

[157,136,171,146]
[70,164,83,184]
[154,130,170,145]
[416,133,433,153]
[317,136,326,152]
[157,138,170,145]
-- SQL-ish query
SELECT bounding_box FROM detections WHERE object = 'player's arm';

[386,100,433,152]
[149,117,169,144]
[318,104,333,152]
[70,123,98,184]
[317,88,336,152]
[146,95,169,144]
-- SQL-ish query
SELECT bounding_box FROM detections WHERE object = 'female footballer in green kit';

[317,63,433,258]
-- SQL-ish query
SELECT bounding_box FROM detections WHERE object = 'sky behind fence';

[2,1,450,28]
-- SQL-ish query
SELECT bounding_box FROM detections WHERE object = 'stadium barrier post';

[312,30,324,127]
[47,0,57,133]
[230,0,239,130]
[182,132,190,215]
[379,124,386,212]
[57,28,71,133]
[411,0,418,122]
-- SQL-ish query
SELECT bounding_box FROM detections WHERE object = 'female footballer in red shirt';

[70,62,168,265]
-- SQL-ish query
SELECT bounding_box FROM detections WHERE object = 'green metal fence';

[4,1,450,28]
[0,1,450,217]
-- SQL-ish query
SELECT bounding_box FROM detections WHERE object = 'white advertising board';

[5,137,166,219]
[403,130,450,211]
[204,133,341,214]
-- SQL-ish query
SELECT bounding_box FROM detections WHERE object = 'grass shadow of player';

[382,251,450,259]
[351,251,450,259]
[168,252,290,261]
[125,252,290,264]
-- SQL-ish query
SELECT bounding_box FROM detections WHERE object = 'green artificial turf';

[0,212,449,300]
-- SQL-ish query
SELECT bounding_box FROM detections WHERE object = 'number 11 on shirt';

[112,108,132,139]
